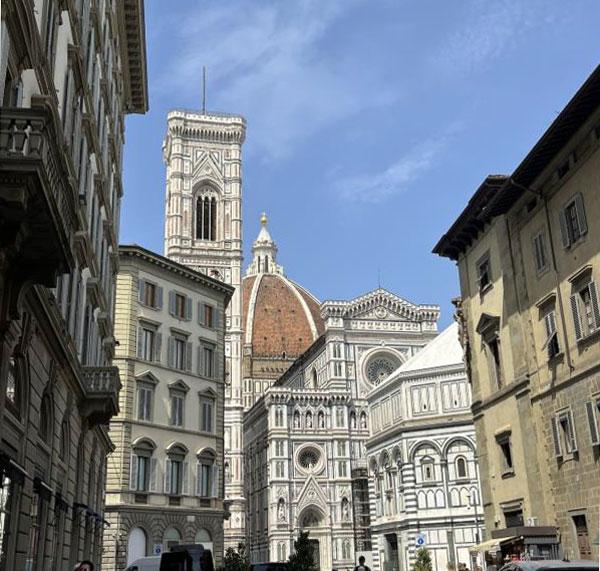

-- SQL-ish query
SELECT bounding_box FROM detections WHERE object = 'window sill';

[577,328,600,346]
[501,469,515,479]
[140,302,161,311]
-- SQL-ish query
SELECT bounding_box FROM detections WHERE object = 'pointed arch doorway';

[298,505,330,571]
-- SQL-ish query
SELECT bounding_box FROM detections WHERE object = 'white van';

[124,556,161,571]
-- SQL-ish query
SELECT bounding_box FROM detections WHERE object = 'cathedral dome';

[242,215,324,373]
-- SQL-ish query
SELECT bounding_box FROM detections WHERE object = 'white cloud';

[434,0,558,75]
[157,0,396,161]
[335,126,461,203]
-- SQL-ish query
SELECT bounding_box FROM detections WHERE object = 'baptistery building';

[244,288,440,569]
[366,323,484,571]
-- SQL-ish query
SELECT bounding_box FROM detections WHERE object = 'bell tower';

[163,109,246,549]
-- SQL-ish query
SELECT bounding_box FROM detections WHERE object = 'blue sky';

[121,0,600,328]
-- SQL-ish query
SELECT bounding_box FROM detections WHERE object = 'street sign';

[416,534,426,548]
[153,544,162,556]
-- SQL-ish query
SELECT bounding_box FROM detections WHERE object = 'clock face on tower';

[366,354,401,385]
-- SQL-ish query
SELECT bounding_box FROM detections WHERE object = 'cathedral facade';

[243,289,440,569]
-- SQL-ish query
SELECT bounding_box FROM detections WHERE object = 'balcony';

[0,97,78,288]
[81,366,121,425]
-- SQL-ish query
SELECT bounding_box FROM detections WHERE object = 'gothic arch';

[193,180,221,242]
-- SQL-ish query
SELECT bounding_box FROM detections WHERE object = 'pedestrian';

[354,555,371,571]
[73,561,94,571]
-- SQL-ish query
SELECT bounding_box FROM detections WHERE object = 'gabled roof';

[395,322,463,373]
[321,288,439,323]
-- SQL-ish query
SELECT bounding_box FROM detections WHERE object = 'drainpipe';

[508,179,574,373]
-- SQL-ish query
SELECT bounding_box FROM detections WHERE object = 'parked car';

[500,560,599,571]
[250,564,289,571]
[125,556,161,571]
[162,544,214,571]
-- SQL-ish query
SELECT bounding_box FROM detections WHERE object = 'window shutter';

[168,291,175,316]
[198,301,203,326]
[567,410,578,453]
[570,294,583,340]
[559,209,571,248]
[211,465,219,497]
[137,326,144,358]
[130,454,138,491]
[138,279,145,303]
[167,337,174,368]
[197,346,203,376]
[182,462,189,495]
[585,401,600,446]
[185,297,192,321]
[196,462,202,496]
[164,459,172,494]
[186,342,193,371]
[156,286,163,310]
[149,458,157,491]
[551,417,562,458]
[215,308,221,329]
[588,281,600,330]
[154,333,162,363]
[574,193,587,235]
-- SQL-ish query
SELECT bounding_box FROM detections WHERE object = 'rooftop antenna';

[202,66,207,114]
[377,268,381,289]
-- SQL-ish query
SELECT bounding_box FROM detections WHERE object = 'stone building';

[103,245,233,568]
[244,288,439,570]
[0,0,147,569]
[434,65,600,560]
[367,323,484,571]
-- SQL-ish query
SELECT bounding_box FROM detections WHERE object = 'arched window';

[164,527,181,549]
[166,444,188,496]
[311,369,318,389]
[196,194,217,241]
[194,528,213,554]
[456,456,468,479]
[421,457,435,482]
[127,527,147,565]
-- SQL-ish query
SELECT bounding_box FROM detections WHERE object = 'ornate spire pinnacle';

[246,213,284,276]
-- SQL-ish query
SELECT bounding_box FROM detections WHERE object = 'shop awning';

[469,538,508,554]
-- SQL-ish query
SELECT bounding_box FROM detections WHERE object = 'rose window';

[366,355,400,385]
[298,448,320,470]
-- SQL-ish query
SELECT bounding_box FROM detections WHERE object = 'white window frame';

[137,383,154,422]
[200,396,214,433]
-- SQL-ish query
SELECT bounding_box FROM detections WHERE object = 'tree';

[288,531,318,571]
[222,542,250,571]
[413,548,433,571]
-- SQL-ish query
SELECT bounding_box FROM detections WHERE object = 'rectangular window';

[560,193,588,249]
[199,345,215,378]
[585,398,600,446]
[175,293,186,319]
[553,410,578,456]
[571,280,600,340]
[139,280,163,309]
[138,327,155,361]
[170,338,186,371]
[572,514,592,558]
[137,385,153,421]
[496,433,514,474]
[477,253,492,292]
[200,398,214,433]
[200,304,214,328]
[198,463,212,497]
[334,362,343,377]
[337,442,346,456]
[532,231,549,273]
[486,337,503,389]
[136,455,149,491]
[275,462,285,478]
[504,509,524,528]
[170,394,184,427]
[338,461,347,477]
[167,460,182,495]
[542,310,560,360]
